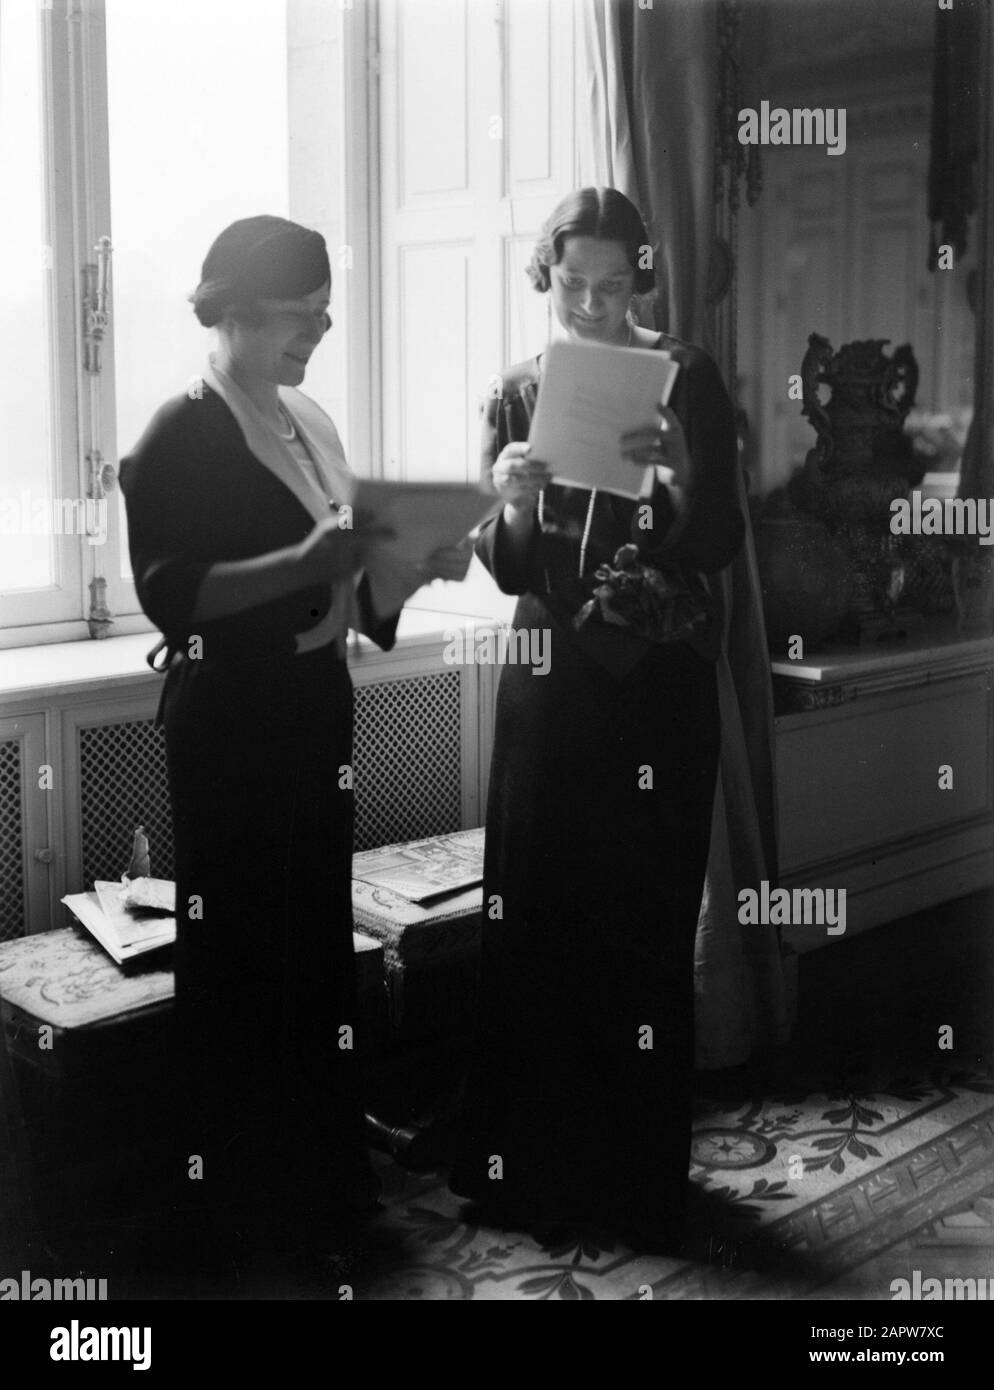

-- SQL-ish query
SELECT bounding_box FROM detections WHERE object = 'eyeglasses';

[256,300,332,332]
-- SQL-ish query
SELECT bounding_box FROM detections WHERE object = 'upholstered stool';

[0,928,173,1174]
[0,926,387,1174]
[0,980,36,1255]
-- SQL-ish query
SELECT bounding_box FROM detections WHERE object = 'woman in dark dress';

[446,188,745,1246]
[120,215,458,1259]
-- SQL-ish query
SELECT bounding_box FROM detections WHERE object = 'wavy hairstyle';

[526,187,656,297]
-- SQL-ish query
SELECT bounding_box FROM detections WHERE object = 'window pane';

[105,0,289,576]
[0,0,54,594]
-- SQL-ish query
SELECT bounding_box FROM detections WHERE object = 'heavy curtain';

[927,0,984,272]
[577,0,790,1068]
[577,0,714,344]
[953,0,992,510]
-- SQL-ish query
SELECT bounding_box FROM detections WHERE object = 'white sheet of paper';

[63,889,175,965]
[94,881,175,948]
[119,876,176,913]
[527,340,680,498]
[353,480,497,615]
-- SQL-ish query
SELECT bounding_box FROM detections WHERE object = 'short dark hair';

[190,215,330,328]
[192,296,267,331]
[526,187,656,296]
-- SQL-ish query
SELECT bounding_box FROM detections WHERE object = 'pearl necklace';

[538,319,634,578]
[578,489,598,579]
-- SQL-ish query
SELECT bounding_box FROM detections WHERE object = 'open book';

[352,828,485,904]
[62,878,176,966]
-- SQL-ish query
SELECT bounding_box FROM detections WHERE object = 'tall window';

[106,0,290,479]
[103,0,292,605]
[376,0,578,618]
[0,0,50,592]
[0,0,80,630]
[0,0,298,645]
[1,0,572,643]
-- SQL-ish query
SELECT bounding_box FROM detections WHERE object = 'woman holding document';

[120,215,463,1265]
[446,188,745,1248]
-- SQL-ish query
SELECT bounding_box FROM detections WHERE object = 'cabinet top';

[771,618,994,687]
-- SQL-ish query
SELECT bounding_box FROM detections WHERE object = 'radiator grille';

[0,739,25,941]
[78,720,175,888]
[70,673,463,887]
[353,672,462,851]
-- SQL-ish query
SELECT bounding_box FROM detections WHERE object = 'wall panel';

[398,0,470,205]
[379,0,576,509]
[399,241,472,478]
[507,0,553,190]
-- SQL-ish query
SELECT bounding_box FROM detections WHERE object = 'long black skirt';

[162,647,364,1214]
[449,599,720,1230]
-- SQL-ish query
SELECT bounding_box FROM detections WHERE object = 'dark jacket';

[119,384,396,663]
[120,385,398,770]
[475,334,744,674]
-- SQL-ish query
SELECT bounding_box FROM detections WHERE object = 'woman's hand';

[296,512,393,585]
[621,407,691,488]
[420,540,474,584]
[490,442,551,512]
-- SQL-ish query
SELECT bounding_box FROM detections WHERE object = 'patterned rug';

[354,1065,994,1300]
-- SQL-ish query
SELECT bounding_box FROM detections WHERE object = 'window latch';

[82,235,113,375]
[86,449,117,501]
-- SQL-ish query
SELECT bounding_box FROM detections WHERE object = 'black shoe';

[363,1111,422,1157]
[363,1111,452,1172]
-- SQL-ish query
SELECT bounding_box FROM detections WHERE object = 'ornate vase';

[755,514,853,652]
[793,333,921,525]
[760,334,927,644]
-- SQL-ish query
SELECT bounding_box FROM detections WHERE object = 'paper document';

[63,884,175,966]
[527,340,680,498]
[353,480,497,615]
[119,876,176,914]
[94,880,174,946]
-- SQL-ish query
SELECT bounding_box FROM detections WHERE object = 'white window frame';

[1,0,86,641]
[78,0,141,629]
[339,0,381,483]
[6,0,374,649]
[1,0,151,649]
